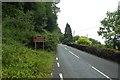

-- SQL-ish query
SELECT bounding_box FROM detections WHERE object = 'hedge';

[66,44,120,63]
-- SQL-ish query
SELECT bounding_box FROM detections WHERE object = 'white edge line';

[69,51,79,58]
[59,73,63,79]
[51,73,52,76]
[56,57,58,61]
[57,62,60,67]
[90,65,112,80]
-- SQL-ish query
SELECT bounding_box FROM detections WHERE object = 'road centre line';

[57,62,60,67]
[64,47,67,50]
[59,73,64,80]
[90,65,112,80]
[69,51,79,58]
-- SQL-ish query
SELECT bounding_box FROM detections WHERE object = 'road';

[52,44,119,80]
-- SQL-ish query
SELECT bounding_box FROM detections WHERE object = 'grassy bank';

[2,2,62,78]
[2,40,55,78]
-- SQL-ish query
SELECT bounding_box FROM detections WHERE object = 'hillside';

[2,2,62,78]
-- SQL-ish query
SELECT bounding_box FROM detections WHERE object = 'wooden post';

[43,42,44,50]
[35,42,36,49]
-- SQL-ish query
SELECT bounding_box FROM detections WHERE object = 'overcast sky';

[57,0,120,44]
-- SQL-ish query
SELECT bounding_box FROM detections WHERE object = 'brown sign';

[33,36,46,50]
[34,36,46,42]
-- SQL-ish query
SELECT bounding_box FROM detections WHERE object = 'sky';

[57,0,120,44]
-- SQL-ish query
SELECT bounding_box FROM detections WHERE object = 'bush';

[2,40,55,78]
[45,32,59,51]
[77,37,92,45]
[2,10,35,45]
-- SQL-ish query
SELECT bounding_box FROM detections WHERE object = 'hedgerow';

[66,44,120,63]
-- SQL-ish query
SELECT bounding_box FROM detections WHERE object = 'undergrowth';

[2,38,55,78]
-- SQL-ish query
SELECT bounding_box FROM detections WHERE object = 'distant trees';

[89,38,101,45]
[63,23,73,44]
[97,11,120,50]
[73,35,79,42]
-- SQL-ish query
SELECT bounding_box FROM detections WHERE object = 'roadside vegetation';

[62,10,120,63]
[97,11,120,50]
[2,2,62,78]
[3,40,55,78]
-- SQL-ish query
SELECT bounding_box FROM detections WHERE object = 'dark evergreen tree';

[64,23,73,43]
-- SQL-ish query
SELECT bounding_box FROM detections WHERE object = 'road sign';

[33,36,46,50]
[34,36,46,42]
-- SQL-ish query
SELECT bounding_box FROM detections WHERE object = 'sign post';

[43,42,44,50]
[35,42,36,49]
[33,36,46,50]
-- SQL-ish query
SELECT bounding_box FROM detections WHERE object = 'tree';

[22,2,60,33]
[89,38,101,45]
[63,23,73,44]
[73,35,79,42]
[97,11,120,50]
[2,2,61,50]
[55,27,64,43]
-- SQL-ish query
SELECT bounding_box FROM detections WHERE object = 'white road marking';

[69,51,79,58]
[56,57,58,60]
[57,62,60,67]
[59,73,64,80]
[51,73,52,76]
[64,47,67,50]
[90,65,112,80]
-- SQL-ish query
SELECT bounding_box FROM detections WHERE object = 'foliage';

[2,11,34,45]
[25,29,60,51]
[2,2,24,18]
[74,36,101,46]
[2,2,61,78]
[77,37,92,45]
[97,11,120,50]
[67,44,120,63]
[45,32,59,51]
[2,2,61,50]
[91,44,107,48]
[2,39,55,78]
[24,2,60,33]
[73,35,79,42]
[2,2,60,33]
[89,38,101,45]
[63,23,73,44]
[56,27,64,43]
